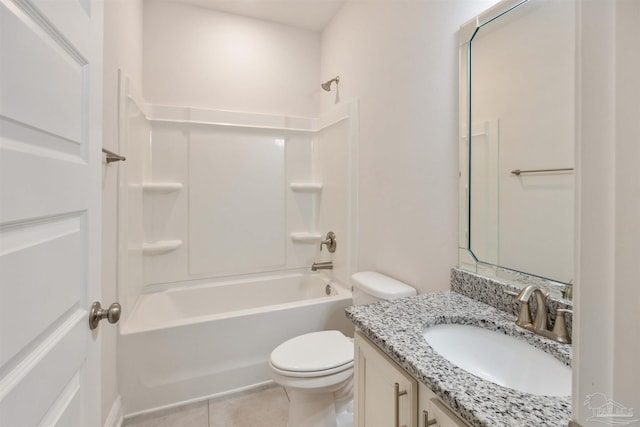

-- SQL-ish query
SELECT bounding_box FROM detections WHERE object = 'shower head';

[321,76,340,91]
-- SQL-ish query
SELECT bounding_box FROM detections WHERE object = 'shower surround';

[117,85,358,416]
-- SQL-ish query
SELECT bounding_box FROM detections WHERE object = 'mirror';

[459,0,575,287]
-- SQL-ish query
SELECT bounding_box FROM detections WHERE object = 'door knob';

[89,301,121,330]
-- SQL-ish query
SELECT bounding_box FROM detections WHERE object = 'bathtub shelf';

[142,182,183,194]
[290,232,323,243]
[290,183,323,193]
[142,240,183,255]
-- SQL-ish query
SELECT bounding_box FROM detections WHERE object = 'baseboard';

[104,396,123,427]
[123,380,275,422]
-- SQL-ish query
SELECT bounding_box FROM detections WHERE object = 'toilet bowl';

[269,330,354,427]
[269,272,416,427]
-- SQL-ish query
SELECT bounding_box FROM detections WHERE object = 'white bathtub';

[119,272,354,416]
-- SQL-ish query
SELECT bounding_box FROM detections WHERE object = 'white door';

[0,0,103,425]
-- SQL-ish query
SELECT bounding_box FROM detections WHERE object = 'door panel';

[0,1,87,147]
[0,214,83,367]
[0,127,88,221]
[0,316,85,426]
[0,0,102,425]
[39,372,83,427]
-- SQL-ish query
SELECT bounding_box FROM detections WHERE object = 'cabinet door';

[418,384,471,427]
[355,332,418,427]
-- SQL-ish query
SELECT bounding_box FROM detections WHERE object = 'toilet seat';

[270,359,354,378]
[270,330,354,378]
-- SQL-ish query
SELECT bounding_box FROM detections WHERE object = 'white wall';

[102,0,144,424]
[611,0,640,412]
[143,0,321,117]
[574,0,640,423]
[320,0,498,293]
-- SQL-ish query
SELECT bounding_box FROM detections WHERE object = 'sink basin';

[423,324,571,396]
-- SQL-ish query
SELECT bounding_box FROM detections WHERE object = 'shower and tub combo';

[117,82,360,418]
[119,272,353,414]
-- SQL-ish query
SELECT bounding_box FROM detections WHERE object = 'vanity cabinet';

[354,332,470,427]
[418,384,470,427]
[355,331,418,427]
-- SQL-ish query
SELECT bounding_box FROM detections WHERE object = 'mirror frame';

[458,0,573,298]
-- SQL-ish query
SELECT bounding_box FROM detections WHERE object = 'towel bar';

[102,148,126,163]
[511,168,573,176]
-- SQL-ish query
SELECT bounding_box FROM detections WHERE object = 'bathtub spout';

[311,261,333,271]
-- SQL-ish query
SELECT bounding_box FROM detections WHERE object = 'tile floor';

[123,384,289,427]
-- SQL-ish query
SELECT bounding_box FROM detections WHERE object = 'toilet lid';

[270,330,354,373]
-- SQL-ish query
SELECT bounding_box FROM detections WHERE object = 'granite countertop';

[346,291,572,427]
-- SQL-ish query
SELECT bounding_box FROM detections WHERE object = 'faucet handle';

[505,288,533,326]
[319,231,337,253]
[552,308,573,344]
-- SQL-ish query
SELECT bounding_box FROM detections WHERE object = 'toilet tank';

[351,272,417,305]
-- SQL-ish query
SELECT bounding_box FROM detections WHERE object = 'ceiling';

[171,0,347,32]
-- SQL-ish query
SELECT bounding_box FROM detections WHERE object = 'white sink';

[423,324,571,396]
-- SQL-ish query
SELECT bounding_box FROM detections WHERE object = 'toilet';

[269,272,417,427]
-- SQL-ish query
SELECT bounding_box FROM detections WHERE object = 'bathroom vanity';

[355,330,469,427]
[347,271,573,427]
[346,1,578,424]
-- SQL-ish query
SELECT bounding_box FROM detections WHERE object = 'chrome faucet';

[311,261,333,271]
[508,285,572,344]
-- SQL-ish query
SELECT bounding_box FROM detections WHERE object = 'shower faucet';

[321,76,339,91]
[320,231,337,253]
[311,261,333,271]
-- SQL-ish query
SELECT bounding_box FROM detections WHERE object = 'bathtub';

[119,272,354,416]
